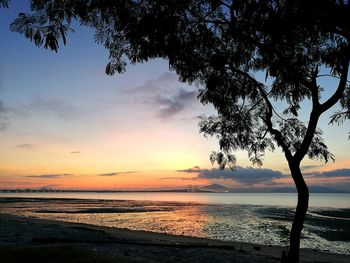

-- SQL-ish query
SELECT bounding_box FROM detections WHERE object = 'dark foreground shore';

[0,213,348,263]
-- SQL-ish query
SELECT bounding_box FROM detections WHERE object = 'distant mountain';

[200,183,230,192]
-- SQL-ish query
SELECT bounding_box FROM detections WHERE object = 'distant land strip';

[0,188,348,193]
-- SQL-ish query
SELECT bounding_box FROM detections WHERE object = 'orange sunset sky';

[1,2,350,192]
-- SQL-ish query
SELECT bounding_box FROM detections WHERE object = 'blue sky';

[0,2,349,191]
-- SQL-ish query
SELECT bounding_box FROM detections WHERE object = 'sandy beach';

[0,212,348,263]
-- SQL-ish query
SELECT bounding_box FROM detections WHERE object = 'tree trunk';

[284,161,309,263]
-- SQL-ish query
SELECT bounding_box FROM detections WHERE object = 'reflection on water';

[1,197,349,254]
[0,192,349,208]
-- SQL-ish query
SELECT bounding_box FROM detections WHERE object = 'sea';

[0,192,349,254]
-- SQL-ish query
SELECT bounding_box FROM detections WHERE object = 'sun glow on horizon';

[0,2,350,192]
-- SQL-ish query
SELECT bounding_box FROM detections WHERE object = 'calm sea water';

[1,192,349,254]
[0,192,349,208]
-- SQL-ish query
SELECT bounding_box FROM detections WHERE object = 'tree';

[7,1,350,262]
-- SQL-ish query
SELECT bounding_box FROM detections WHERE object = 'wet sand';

[0,213,348,263]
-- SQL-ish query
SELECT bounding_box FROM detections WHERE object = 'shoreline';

[0,213,348,263]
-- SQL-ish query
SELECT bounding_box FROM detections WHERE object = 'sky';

[0,2,350,191]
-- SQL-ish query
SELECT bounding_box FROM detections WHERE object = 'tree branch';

[310,66,320,108]
[317,74,350,83]
[320,53,350,113]
[294,48,350,162]
[257,86,293,161]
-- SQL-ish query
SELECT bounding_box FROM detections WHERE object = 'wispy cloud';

[125,72,198,119]
[21,97,88,121]
[26,173,73,179]
[98,171,138,177]
[126,72,178,95]
[16,144,35,149]
[70,151,81,154]
[176,166,201,173]
[0,100,9,130]
[301,164,325,170]
[157,72,178,82]
[156,89,197,119]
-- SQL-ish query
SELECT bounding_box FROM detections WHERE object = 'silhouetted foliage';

[8,1,350,262]
[0,0,9,8]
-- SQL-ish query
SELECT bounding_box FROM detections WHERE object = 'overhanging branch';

[257,86,293,161]
[320,53,350,113]
[294,47,350,162]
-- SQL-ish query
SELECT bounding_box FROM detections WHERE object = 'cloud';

[22,97,87,121]
[126,72,178,95]
[70,151,81,154]
[176,166,201,173]
[98,171,138,176]
[157,72,178,82]
[156,89,197,119]
[98,172,119,176]
[125,72,198,119]
[304,168,350,178]
[26,173,72,179]
[301,164,325,170]
[177,166,285,185]
[16,144,35,149]
[0,101,6,112]
[0,100,9,130]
